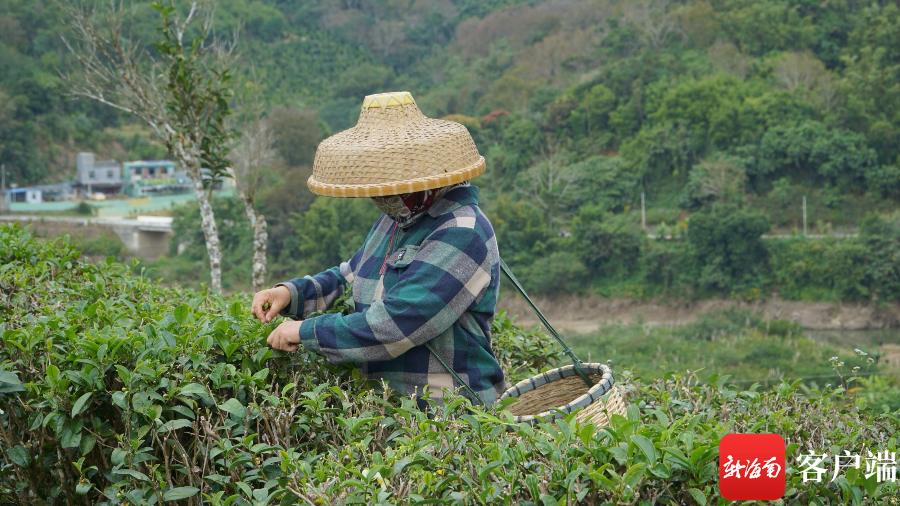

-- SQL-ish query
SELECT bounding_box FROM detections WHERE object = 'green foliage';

[572,208,644,277]
[150,2,236,186]
[570,309,852,384]
[3,224,899,505]
[154,197,253,291]
[747,121,880,192]
[679,158,747,211]
[496,119,544,179]
[521,251,588,295]
[75,202,93,216]
[7,0,900,302]
[688,206,770,293]
[78,233,128,261]
[569,156,639,212]
[488,193,549,267]
[491,310,565,384]
[281,196,382,278]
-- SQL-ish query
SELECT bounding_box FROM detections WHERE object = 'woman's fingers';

[251,291,267,321]
[284,329,300,351]
[264,286,290,323]
[264,300,281,323]
[266,322,302,352]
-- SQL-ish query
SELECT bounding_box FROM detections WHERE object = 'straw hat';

[308,91,485,198]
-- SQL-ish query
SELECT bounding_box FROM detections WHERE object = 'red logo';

[719,434,786,500]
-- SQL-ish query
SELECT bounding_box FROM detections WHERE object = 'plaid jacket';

[277,186,505,406]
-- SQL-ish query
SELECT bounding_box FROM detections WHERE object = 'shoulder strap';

[424,257,594,407]
[497,258,594,387]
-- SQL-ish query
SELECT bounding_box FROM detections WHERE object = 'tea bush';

[1,224,899,506]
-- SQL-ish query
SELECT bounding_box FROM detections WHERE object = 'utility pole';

[802,195,807,237]
[641,192,646,231]
[0,163,6,213]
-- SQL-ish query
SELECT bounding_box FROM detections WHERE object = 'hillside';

[3,0,900,299]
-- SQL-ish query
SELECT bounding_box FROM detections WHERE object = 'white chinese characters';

[796,451,897,483]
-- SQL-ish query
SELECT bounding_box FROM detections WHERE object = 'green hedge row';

[1,224,898,505]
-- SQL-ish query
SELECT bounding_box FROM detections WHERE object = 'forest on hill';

[3,0,900,299]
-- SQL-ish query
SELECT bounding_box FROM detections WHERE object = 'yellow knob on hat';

[362,91,416,109]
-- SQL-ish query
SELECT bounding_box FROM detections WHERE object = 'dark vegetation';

[2,224,900,505]
[3,0,900,299]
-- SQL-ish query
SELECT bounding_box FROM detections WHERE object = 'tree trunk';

[187,165,223,294]
[240,195,267,293]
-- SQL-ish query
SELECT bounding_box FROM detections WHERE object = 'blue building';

[122,160,189,196]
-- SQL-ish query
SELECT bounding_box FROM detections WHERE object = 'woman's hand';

[266,320,303,352]
[251,286,291,323]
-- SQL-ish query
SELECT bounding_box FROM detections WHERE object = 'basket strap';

[422,257,593,407]
[424,341,485,406]
[498,258,594,388]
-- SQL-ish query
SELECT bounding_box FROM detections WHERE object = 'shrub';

[1,224,899,506]
[572,206,644,277]
[767,238,833,300]
[521,251,588,294]
[569,156,639,213]
[79,233,128,260]
[75,202,94,216]
[490,310,565,384]
[687,205,770,294]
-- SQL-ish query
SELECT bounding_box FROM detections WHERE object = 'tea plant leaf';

[179,383,209,397]
[219,398,247,418]
[173,305,190,325]
[111,391,128,409]
[71,392,92,417]
[631,435,657,464]
[79,434,97,457]
[622,462,647,489]
[0,370,25,392]
[540,494,560,506]
[163,486,200,500]
[626,404,641,421]
[46,364,59,383]
[687,487,707,506]
[6,446,30,467]
[158,419,193,432]
[59,420,83,449]
[115,469,151,482]
[478,461,503,480]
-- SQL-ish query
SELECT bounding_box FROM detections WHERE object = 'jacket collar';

[427,185,480,218]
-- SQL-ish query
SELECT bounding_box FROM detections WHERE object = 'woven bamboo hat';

[308,91,485,198]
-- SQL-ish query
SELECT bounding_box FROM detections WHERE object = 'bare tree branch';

[516,140,579,232]
[623,0,678,51]
[58,0,237,294]
[229,66,275,292]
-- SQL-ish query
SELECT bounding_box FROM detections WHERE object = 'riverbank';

[498,294,900,332]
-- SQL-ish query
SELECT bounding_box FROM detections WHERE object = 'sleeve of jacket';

[298,224,492,363]
[274,218,385,320]
[274,249,363,320]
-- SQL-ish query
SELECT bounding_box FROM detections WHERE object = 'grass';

[566,309,895,390]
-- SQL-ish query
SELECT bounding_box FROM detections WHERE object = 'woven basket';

[499,363,626,426]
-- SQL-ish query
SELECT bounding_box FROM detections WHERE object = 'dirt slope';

[498,294,900,333]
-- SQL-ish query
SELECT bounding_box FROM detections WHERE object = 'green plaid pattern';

[276,186,505,406]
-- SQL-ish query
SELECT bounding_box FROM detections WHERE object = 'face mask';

[372,182,468,228]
